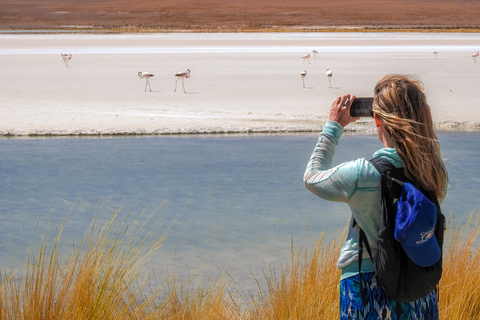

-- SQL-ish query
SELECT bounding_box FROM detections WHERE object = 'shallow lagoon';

[0,133,478,290]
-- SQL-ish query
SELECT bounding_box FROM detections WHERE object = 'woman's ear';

[373,113,382,128]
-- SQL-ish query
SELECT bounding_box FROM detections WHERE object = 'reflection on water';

[0,133,478,289]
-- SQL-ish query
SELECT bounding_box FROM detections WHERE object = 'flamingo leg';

[147,78,152,92]
[174,78,179,92]
[328,78,332,88]
[302,78,305,88]
[182,77,186,93]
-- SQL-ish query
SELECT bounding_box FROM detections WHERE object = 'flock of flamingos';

[300,49,479,89]
[300,50,333,89]
[61,49,479,92]
[137,69,191,93]
[60,52,191,93]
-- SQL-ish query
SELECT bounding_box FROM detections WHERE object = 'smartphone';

[350,98,374,117]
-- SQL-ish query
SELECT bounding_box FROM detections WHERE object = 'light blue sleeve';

[303,121,360,203]
[304,121,385,271]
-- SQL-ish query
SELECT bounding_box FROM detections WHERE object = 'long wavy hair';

[372,74,447,198]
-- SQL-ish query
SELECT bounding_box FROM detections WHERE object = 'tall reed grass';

[247,234,342,319]
[438,218,480,319]
[1,205,479,319]
[0,203,170,319]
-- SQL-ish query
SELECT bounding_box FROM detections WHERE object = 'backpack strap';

[353,215,374,296]
[370,157,441,212]
[357,225,373,298]
[369,157,406,186]
[354,157,404,296]
[352,217,374,263]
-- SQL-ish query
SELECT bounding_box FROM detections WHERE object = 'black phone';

[350,98,374,117]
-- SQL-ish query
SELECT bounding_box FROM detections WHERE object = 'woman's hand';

[328,94,360,128]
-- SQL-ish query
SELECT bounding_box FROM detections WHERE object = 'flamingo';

[138,71,154,92]
[174,69,191,93]
[312,50,318,58]
[302,54,310,64]
[472,52,479,63]
[300,69,307,88]
[326,67,333,88]
[433,51,438,59]
[61,53,72,67]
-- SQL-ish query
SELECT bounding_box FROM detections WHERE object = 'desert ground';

[1,0,480,31]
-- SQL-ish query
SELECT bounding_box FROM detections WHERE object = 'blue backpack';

[354,157,445,303]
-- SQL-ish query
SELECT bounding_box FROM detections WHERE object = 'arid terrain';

[1,0,480,31]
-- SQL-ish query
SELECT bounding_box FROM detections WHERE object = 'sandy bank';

[1,33,479,136]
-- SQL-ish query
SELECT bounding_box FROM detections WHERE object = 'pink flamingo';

[472,52,479,63]
[138,71,154,92]
[433,51,438,59]
[300,70,307,88]
[61,53,72,67]
[302,54,310,64]
[326,67,333,88]
[174,69,191,93]
[312,50,318,58]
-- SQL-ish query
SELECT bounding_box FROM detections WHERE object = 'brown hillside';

[1,0,479,30]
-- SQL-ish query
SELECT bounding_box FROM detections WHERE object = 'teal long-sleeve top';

[303,121,406,279]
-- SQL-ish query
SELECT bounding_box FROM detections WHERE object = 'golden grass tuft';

[161,273,245,319]
[1,206,480,319]
[0,203,169,319]
[247,234,342,319]
[439,218,480,319]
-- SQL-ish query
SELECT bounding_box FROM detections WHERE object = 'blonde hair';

[372,74,447,198]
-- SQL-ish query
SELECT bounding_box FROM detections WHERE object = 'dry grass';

[439,218,480,319]
[0,203,170,319]
[1,205,479,319]
[247,234,342,320]
[161,274,245,319]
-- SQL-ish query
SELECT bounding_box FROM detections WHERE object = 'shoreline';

[1,120,478,137]
[3,26,480,35]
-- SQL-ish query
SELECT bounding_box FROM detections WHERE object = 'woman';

[304,74,447,319]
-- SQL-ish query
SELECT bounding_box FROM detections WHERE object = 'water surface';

[0,133,478,289]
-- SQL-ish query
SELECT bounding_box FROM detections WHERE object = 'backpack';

[354,157,445,303]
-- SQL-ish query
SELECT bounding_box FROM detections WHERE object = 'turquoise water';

[0,133,478,289]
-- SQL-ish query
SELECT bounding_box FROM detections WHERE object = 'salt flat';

[1,33,479,135]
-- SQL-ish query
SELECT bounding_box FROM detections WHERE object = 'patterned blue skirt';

[339,272,439,320]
